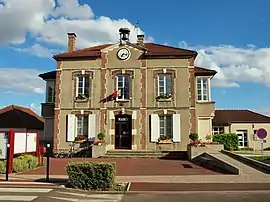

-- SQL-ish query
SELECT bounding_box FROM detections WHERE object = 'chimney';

[67,33,77,52]
[137,34,144,46]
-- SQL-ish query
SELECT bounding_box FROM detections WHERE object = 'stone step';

[101,155,163,158]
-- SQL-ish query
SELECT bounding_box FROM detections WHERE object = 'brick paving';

[18,158,221,176]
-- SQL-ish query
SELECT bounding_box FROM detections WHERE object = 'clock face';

[117,48,130,60]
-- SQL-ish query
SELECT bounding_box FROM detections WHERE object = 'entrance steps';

[101,150,187,159]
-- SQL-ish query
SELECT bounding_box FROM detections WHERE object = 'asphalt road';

[1,187,270,202]
[122,191,270,202]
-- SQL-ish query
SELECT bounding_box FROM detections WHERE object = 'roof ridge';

[145,42,197,53]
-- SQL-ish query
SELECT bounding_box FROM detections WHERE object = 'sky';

[0,0,270,115]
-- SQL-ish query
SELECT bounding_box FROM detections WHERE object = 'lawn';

[249,156,270,164]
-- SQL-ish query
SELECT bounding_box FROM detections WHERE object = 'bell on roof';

[119,28,130,43]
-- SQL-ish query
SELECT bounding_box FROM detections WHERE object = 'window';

[159,115,173,139]
[76,115,88,137]
[76,75,90,97]
[197,77,210,101]
[212,126,225,135]
[116,75,130,100]
[237,130,248,147]
[46,80,55,103]
[158,74,172,96]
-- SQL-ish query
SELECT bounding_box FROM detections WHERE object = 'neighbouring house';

[39,28,217,153]
[212,109,270,150]
[0,105,45,148]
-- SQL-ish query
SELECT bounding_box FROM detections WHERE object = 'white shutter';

[150,114,159,142]
[173,114,181,142]
[67,114,76,142]
[88,114,96,139]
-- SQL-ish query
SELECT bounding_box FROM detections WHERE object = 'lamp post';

[5,143,10,181]
[46,143,50,182]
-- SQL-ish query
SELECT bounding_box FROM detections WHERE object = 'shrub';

[0,160,6,174]
[189,133,199,142]
[97,132,105,140]
[212,133,239,150]
[13,154,38,173]
[66,162,116,190]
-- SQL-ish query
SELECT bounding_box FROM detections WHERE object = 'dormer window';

[46,80,55,103]
[197,77,210,102]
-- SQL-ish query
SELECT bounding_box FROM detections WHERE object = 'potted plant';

[93,132,105,145]
[74,134,87,143]
[189,133,199,142]
[205,134,212,143]
[156,94,172,101]
[76,94,89,100]
[158,135,173,143]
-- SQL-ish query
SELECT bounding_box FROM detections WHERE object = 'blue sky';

[0,0,270,115]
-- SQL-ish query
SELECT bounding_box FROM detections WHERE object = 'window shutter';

[173,114,181,142]
[150,114,159,142]
[67,114,76,142]
[88,114,96,139]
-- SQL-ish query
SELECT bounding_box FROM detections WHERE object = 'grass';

[249,156,270,162]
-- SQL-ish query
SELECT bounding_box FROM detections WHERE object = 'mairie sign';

[256,128,267,139]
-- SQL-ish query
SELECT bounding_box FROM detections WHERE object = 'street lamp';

[5,144,10,181]
[46,143,50,182]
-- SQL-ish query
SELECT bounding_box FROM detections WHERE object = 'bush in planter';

[212,133,238,150]
[13,154,38,173]
[66,162,116,190]
[97,132,105,140]
[0,160,6,174]
[189,133,199,142]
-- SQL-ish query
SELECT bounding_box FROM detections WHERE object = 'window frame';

[212,126,225,135]
[196,77,211,102]
[159,115,173,139]
[76,75,90,97]
[76,115,89,137]
[46,80,55,103]
[116,74,130,101]
[157,74,172,96]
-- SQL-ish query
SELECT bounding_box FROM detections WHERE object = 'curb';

[0,181,58,188]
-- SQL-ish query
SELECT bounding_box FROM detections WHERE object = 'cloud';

[0,0,151,57]
[12,44,56,58]
[0,68,44,94]
[29,103,41,115]
[188,43,270,88]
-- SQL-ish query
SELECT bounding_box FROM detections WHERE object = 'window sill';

[196,101,215,104]
[157,141,173,144]
[116,99,130,103]
[156,98,172,102]
[75,98,89,103]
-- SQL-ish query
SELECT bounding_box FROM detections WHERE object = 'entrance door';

[115,114,132,149]
[236,131,248,148]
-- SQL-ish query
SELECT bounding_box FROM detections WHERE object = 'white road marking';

[0,195,38,201]
[0,187,52,193]
[48,196,78,201]
[56,190,87,197]
[86,194,124,200]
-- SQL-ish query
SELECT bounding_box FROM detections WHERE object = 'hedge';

[66,162,116,190]
[0,154,38,174]
[213,133,239,150]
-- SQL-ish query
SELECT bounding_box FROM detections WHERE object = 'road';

[1,187,270,201]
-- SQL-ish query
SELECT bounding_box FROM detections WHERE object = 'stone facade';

[40,30,216,153]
